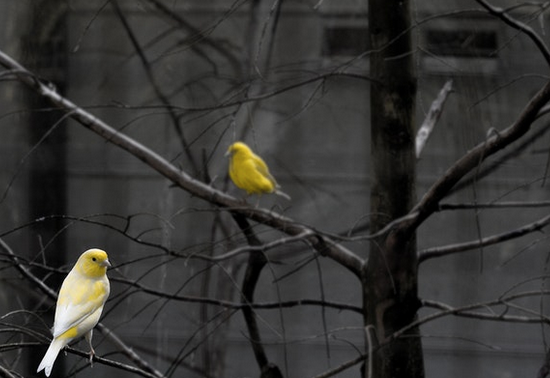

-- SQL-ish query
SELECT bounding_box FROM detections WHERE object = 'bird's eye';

[92,257,97,262]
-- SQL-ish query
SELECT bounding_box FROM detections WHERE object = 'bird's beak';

[102,259,112,268]
[224,149,231,157]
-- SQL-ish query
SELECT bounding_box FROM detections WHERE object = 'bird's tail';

[37,337,65,377]
[274,189,291,201]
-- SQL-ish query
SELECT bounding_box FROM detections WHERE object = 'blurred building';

[0,1,549,377]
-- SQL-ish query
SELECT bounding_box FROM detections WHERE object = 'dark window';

[322,26,369,57]
[425,29,498,58]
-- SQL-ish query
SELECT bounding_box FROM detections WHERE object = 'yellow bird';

[37,248,111,377]
[226,141,290,200]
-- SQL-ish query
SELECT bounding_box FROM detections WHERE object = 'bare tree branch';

[422,297,550,324]
[0,232,361,313]
[391,2,550,238]
[114,272,362,312]
[196,230,314,262]
[419,212,550,262]
[309,283,550,378]
[405,78,550,233]
[416,79,453,158]
[476,0,550,67]
[438,200,550,210]
[0,48,364,277]
[0,364,19,378]
[111,0,199,176]
[538,348,550,378]
[65,343,163,378]
[143,0,243,75]
[309,290,550,378]
[232,212,284,377]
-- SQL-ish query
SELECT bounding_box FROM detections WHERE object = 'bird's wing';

[251,154,278,186]
[52,273,109,338]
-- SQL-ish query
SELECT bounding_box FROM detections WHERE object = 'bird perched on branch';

[37,248,111,377]
[226,141,291,201]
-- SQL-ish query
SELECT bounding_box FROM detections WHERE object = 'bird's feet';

[89,347,96,367]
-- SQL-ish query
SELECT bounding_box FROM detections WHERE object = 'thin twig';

[195,230,314,261]
[111,0,199,176]
[476,0,550,67]
[364,325,375,378]
[438,200,550,210]
[0,364,18,378]
[419,212,550,262]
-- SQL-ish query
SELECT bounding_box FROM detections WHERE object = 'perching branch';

[0,238,165,378]
[0,48,363,277]
[63,343,162,378]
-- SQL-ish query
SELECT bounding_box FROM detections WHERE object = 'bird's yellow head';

[74,248,111,278]
[226,141,252,157]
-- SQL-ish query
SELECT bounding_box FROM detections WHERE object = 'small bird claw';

[89,348,95,367]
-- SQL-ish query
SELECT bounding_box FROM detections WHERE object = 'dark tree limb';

[232,213,283,378]
[407,78,550,234]
[538,348,550,378]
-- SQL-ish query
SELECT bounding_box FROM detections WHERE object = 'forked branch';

[407,79,550,234]
[0,48,363,277]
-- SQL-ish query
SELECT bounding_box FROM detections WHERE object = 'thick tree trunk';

[364,1,423,377]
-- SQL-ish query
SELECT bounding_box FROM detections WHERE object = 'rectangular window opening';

[425,29,498,58]
[322,26,369,57]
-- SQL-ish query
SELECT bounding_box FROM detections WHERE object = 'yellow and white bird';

[226,141,290,201]
[37,248,111,377]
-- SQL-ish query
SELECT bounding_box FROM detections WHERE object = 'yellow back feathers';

[226,141,290,200]
[37,248,111,376]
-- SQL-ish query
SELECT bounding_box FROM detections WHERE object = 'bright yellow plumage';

[226,141,290,200]
[37,248,111,377]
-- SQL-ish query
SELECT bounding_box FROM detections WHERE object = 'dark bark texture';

[365,0,424,377]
